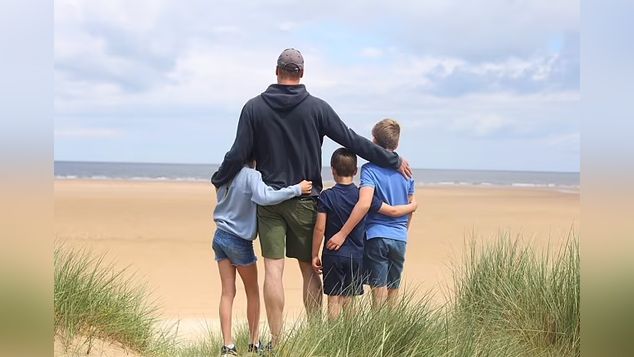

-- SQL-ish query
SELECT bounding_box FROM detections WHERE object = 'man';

[211,48,411,346]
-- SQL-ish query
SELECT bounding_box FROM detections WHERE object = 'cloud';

[449,114,513,137]
[421,53,578,97]
[54,0,579,111]
[360,47,383,58]
[53,0,580,171]
[278,22,296,32]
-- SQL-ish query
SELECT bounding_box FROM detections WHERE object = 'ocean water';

[54,161,579,189]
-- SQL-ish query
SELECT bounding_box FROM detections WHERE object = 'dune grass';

[53,246,176,356]
[54,234,579,356]
[449,235,580,356]
[275,294,444,356]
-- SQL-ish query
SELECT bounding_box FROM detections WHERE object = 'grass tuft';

[54,233,580,356]
[54,246,176,355]
[450,233,580,356]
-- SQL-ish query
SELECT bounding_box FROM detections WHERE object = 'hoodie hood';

[260,84,310,111]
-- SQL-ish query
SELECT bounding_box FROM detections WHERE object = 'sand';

[54,179,579,340]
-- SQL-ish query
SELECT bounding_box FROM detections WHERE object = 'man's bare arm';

[311,212,327,273]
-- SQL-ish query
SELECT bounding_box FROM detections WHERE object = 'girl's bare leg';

[218,259,237,346]
[236,263,260,345]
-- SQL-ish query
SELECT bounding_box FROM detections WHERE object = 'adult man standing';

[211,48,411,346]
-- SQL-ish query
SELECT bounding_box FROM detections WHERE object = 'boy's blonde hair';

[372,118,400,150]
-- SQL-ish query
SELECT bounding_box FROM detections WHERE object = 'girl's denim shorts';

[212,229,257,266]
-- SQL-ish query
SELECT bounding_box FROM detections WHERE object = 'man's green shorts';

[257,197,317,262]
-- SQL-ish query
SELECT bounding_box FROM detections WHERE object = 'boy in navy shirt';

[329,119,415,307]
[311,148,417,318]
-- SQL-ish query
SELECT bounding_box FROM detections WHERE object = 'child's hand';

[410,197,418,212]
[326,232,346,251]
[312,256,322,274]
[299,180,313,195]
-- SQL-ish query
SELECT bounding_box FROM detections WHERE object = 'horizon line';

[53,159,580,175]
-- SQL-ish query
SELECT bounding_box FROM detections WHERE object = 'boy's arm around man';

[325,188,418,251]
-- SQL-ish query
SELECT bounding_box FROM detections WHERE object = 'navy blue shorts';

[322,254,364,296]
[212,229,257,266]
[364,238,406,289]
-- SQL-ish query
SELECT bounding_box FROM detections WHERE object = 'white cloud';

[278,22,296,32]
[449,114,512,137]
[360,47,383,58]
[53,0,580,170]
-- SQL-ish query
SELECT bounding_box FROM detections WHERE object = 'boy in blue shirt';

[311,148,417,318]
[328,119,415,307]
[213,158,311,356]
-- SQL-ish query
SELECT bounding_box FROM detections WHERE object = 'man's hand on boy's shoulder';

[398,157,413,179]
[326,231,346,251]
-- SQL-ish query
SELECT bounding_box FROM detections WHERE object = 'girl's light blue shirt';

[214,167,301,240]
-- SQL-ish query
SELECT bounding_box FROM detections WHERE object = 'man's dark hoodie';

[211,84,401,195]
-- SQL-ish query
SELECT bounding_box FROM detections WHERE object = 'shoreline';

[53,177,580,192]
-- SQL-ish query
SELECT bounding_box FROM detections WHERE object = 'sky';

[54,0,580,172]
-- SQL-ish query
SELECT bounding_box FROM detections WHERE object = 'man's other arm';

[320,104,412,178]
[311,212,327,274]
[211,105,255,188]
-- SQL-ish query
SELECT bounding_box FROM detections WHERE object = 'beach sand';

[54,179,579,340]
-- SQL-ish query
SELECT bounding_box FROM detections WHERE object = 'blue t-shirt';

[360,163,415,242]
[317,183,383,258]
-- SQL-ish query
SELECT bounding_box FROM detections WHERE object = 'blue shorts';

[212,229,257,266]
[364,238,406,289]
[322,254,364,296]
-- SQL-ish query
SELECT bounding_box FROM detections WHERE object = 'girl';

[212,159,311,356]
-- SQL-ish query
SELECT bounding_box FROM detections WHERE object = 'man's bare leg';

[298,260,323,318]
[263,258,285,346]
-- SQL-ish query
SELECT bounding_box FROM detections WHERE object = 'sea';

[54,161,579,190]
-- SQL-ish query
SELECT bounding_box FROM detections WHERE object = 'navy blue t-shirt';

[317,183,383,258]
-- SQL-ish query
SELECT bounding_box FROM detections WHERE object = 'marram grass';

[54,234,579,357]
[54,246,176,355]
[450,234,580,356]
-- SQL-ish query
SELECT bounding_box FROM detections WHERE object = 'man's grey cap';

[277,48,304,72]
